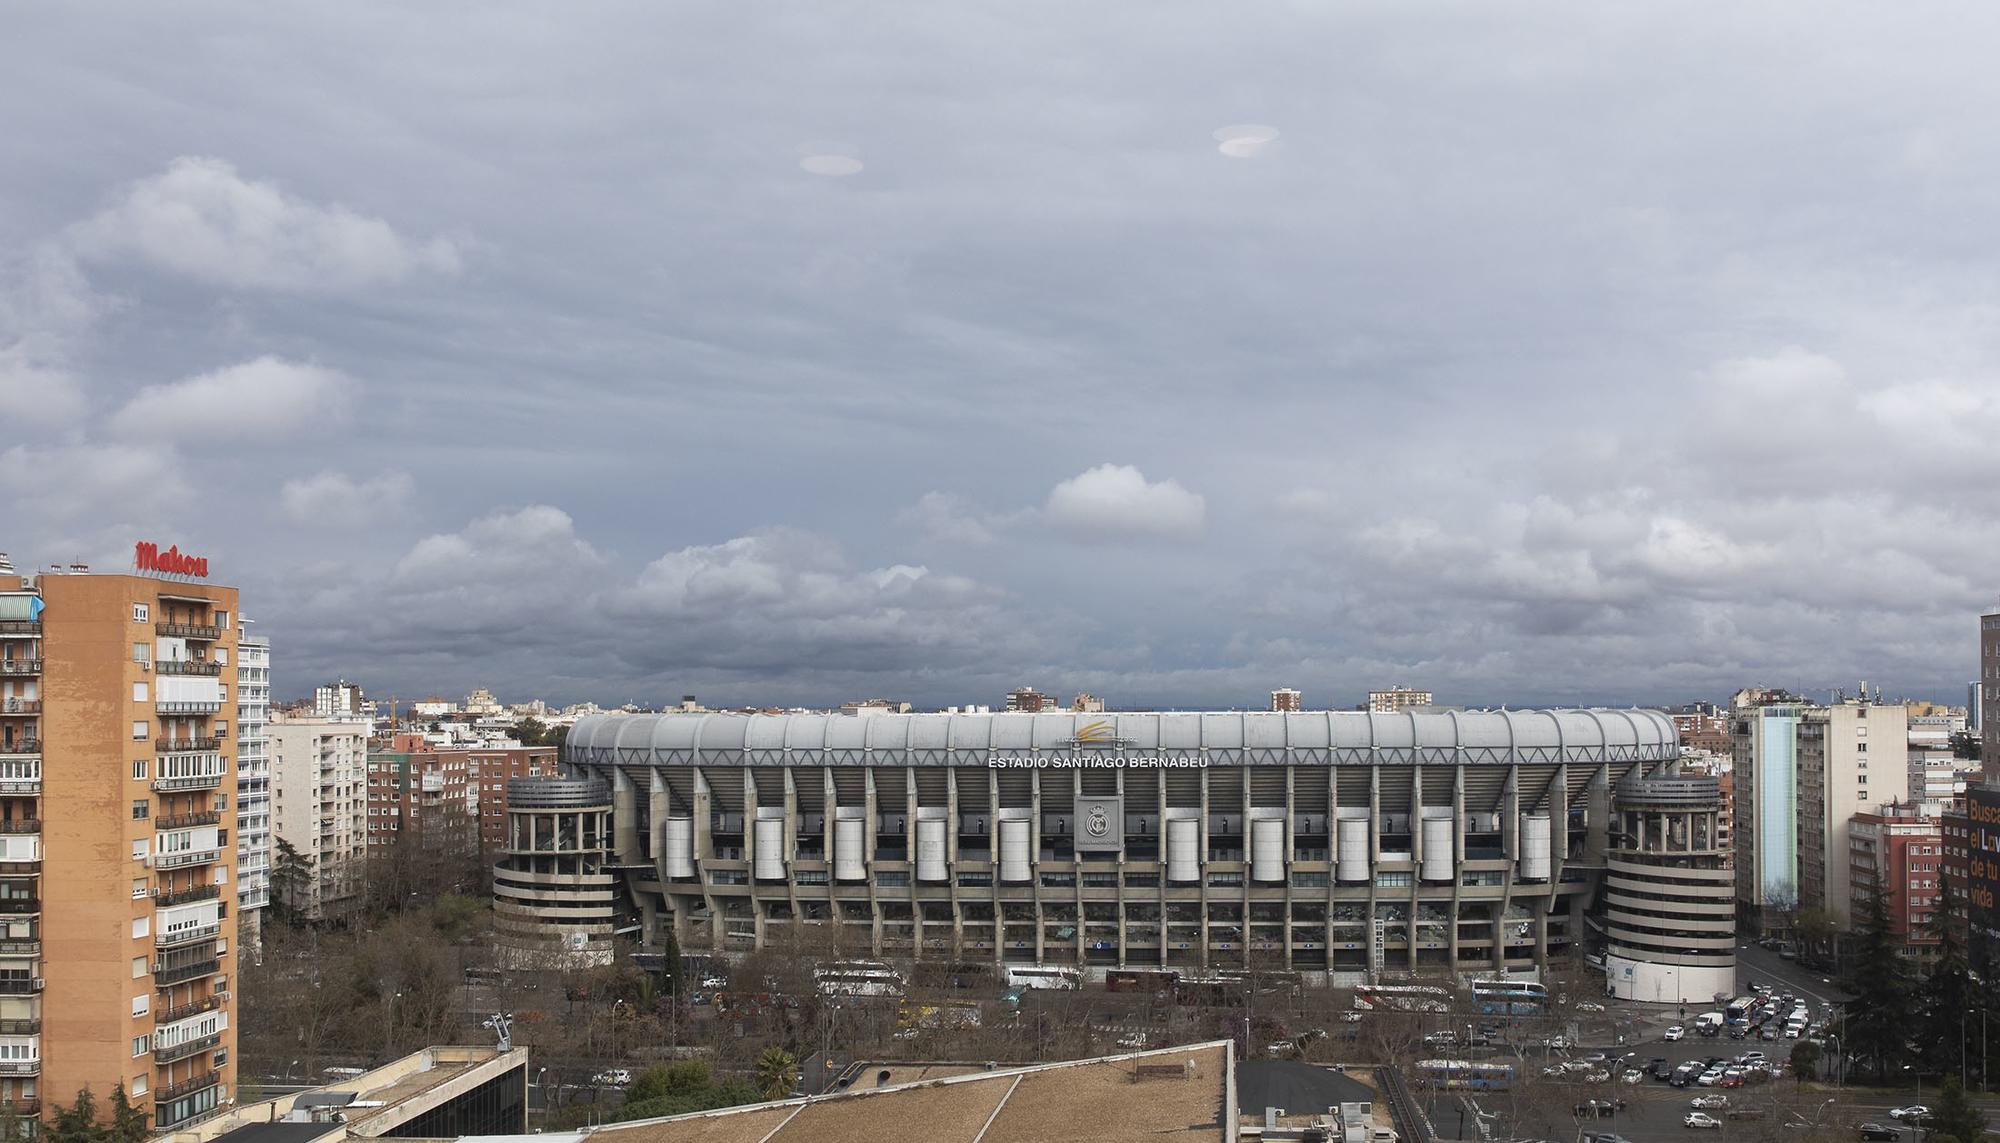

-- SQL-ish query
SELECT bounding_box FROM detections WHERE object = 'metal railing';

[153,1032,221,1063]
[0,739,37,756]
[157,922,222,949]
[157,737,222,753]
[154,660,222,677]
[155,1069,221,1104]
[151,958,219,986]
[157,810,222,829]
[0,776,39,795]
[0,820,39,835]
[154,774,225,792]
[0,941,37,958]
[0,1018,38,1035]
[153,848,220,870]
[0,622,39,636]
[0,700,38,715]
[0,1061,39,1076]
[155,992,226,1025]
[0,661,40,676]
[0,900,38,915]
[156,701,222,714]
[0,978,42,995]
[155,622,220,640]
[155,884,220,908]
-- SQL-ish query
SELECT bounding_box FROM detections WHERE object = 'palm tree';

[754,1047,799,1101]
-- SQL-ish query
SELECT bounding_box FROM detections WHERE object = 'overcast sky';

[4,4,1998,711]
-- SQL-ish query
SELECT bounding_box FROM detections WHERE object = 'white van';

[1693,1012,1725,1036]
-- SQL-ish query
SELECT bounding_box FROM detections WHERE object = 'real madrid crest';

[1087,805,1110,838]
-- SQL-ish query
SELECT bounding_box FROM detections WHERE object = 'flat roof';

[588,1042,1232,1143]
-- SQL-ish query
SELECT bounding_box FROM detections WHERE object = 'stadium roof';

[566,708,1678,768]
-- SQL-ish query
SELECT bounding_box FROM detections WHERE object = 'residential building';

[1941,801,1973,948]
[368,736,555,860]
[1796,701,1907,924]
[1070,693,1105,713]
[1003,687,1056,713]
[313,680,364,720]
[463,689,504,718]
[1848,805,1944,964]
[1957,787,2000,965]
[1670,707,1732,754]
[1908,745,1977,804]
[235,634,272,955]
[1366,686,1431,713]
[556,707,1714,978]
[1731,693,1810,931]
[1269,689,1302,713]
[1985,610,2000,785]
[468,745,559,852]
[269,715,368,921]
[0,553,240,1131]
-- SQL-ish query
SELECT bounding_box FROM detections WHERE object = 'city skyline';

[7,6,2000,708]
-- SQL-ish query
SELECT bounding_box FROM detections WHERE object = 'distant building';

[1367,686,1431,713]
[1984,610,2000,783]
[1796,700,1908,924]
[314,678,365,719]
[1849,804,1944,965]
[270,714,368,921]
[464,687,504,717]
[1005,687,1056,712]
[1731,691,1811,931]
[841,698,907,717]
[410,695,456,719]
[1671,709,1731,754]
[1270,688,1302,713]
[1070,693,1105,713]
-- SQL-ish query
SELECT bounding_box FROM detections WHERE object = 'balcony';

[155,884,220,908]
[0,662,39,677]
[158,737,222,753]
[152,848,220,870]
[0,900,38,916]
[158,922,223,949]
[153,1032,221,1063]
[154,773,225,793]
[0,769,38,796]
[0,1018,38,1035]
[151,958,219,986]
[0,700,36,716]
[0,821,38,835]
[0,622,38,637]
[156,700,222,715]
[0,1059,38,1076]
[155,1069,221,1105]
[155,992,226,1025]
[158,811,222,830]
[0,978,42,995]
[154,660,222,677]
[0,1102,37,1118]
[0,940,39,957]
[155,622,220,641]
[0,739,37,757]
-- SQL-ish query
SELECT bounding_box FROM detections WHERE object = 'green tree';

[270,835,315,926]
[106,1084,147,1143]
[1789,1039,1822,1085]
[1843,872,1915,1080]
[45,1087,107,1143]
[1793,907,1840,967]
[1929,1077,1986,1143]
[1921,875,1975,1081]
[512,717,550,746]
[755,1047,799,1100]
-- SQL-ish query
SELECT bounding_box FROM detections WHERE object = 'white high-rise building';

[270,714,369,921]
[236,632,273,952]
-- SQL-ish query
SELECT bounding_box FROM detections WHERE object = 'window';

[131,879,146,899]
[131,993,148,1016]
[131,916,149,938]
[132,603,149,622]
[132,1036,148,1057]
[132,721,148,740]
[214,648,228,666]
[132,956,146,979]
[133,642,150,664]
[132,800,149,820]
[132,839,148,861]
[132,1076,147,1097]
[133,682,148,702]
[132,759,147,780]
[215,611,229,629]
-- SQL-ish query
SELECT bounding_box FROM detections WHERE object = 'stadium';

[519,707,1731,998]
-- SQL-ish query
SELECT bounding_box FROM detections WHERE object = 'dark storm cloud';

[4,3,1999,709]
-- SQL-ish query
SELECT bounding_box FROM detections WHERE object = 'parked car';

[1577,1001,1607,1013]
[1859,1125,1901,1142]
[1888,1108,1930,1123]
[1691,1095,1729,1110]
[1576,1099,1624,1118]
[1664,1025,1686,1041]
[591,1069,631,1087]
[1685,1113,1722,1129]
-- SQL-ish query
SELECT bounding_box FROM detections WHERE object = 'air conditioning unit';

[30,978,42,991]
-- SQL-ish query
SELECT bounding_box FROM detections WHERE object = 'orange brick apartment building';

[1,553,239,1132]
[367,735,556,855]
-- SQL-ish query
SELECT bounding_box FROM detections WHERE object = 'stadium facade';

[545,708,1731,996]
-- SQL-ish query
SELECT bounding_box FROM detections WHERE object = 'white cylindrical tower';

[915,817,948,882]
[998,818,1032,883]
[1250,817,1285,883]
[833,815,865,881]
[1517,813,1551,881]
[663,815,695,879]
[1336,815,1369,883]
[753,817,785,880]
[1420,810,1453,883]
[1165,818,1199,883]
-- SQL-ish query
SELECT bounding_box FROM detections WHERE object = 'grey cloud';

[110,356,352,441]
[280,470,416,526]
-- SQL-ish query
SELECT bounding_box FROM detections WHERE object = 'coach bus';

[1471,978,1548,1015]
[1414,1060,1515,1091]
[1352,983,1452,1012]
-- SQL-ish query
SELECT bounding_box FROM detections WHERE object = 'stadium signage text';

[134,541,209,578]
[990,753,1207,769]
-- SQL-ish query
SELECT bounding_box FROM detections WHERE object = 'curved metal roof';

[565,708,1678,768]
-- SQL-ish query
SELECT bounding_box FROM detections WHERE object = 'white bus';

[815,960,906,999]
[1004,965,1081,991]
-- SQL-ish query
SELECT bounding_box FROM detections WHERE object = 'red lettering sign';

[134,541,209,579]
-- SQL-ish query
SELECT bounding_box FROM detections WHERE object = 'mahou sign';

[135,541,208,578]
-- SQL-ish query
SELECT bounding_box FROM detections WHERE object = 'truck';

[1693,1012,1725,1036]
